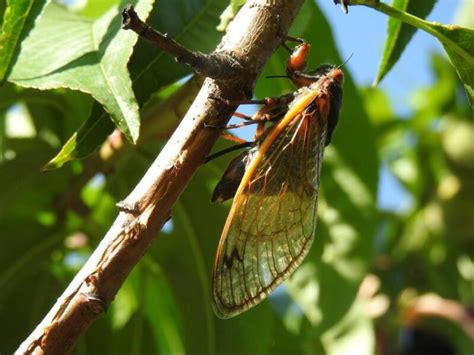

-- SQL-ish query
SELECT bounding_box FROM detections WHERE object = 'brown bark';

[16,0,305,353]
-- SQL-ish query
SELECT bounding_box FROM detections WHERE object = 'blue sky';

[319,0,461,115]
[318,0,462,211]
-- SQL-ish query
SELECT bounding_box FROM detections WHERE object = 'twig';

[122,4,244,79]
[16,0,305,353]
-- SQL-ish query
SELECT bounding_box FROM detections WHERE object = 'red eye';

[330,68,344,84]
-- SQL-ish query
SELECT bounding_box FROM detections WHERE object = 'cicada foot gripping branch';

[210,40,344,318]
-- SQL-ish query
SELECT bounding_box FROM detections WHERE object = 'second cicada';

[210,40,344,318]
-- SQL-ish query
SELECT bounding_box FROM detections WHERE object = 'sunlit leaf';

[44,75,202,169]
[79,0,121,19]
[361,87,394,125]
[48,0,226,167]
[455,0,474,29]
[43,102,115,170]
[0,0,48,82]
[9,0,155,142]
[428,23,474,105]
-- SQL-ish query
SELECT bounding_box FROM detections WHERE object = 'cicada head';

[326,66,344,145]
[306,64,344,145]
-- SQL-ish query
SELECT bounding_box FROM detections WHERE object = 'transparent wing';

[212,107,328,318]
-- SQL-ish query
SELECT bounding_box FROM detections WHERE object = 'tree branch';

[17,0,305,353]
[122,4,244,79]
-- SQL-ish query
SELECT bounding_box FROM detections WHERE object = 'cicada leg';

[279,34,305,54]
[205,141,253,163]
[204,91,296,163]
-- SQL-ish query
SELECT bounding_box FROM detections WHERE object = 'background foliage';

[0,0,472,353]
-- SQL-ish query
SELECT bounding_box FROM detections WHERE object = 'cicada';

[211,40,344,318]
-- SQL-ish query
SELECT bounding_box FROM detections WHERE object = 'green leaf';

[0,223,64,354]
[374,0,437,85]
[44,76,203,170]
[427,23,474,105]
[0,138,79,352]
[9,0,155,142]
[79,0,122,19]
[0,2,6,26]
[0,0,48,83]
[410,53,459,115]
[0,139,60,213]
[455,0,474,29]
[47,0,227,167]
[361,87,394,125]
[0,82,93,147]
[139,76,204,142]
[43,102,115,170]
[162,199,217,354]
[141,260,186,354]
[128,0,226,105]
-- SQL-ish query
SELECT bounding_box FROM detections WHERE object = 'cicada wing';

[212,107,328,318]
